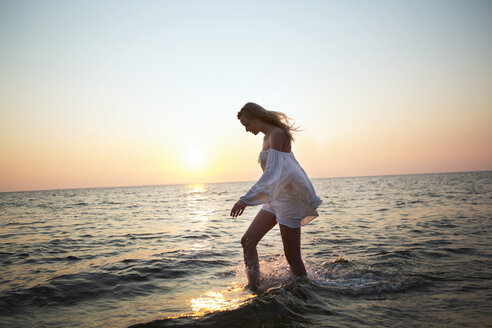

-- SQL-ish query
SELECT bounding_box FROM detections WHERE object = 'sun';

[185,147,205,169]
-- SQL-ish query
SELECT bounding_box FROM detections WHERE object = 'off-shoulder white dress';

[240,148,322,228]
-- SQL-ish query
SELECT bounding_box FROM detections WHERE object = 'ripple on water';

[0,271,169,316]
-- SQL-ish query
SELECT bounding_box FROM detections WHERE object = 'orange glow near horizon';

[1,116,491,192]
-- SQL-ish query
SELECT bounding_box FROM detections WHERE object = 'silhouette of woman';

[230,102,322,291]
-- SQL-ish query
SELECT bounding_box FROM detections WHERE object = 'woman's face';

[240,116,260,135]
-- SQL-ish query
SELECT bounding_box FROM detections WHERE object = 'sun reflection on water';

[191,240,210,251]
[189,284,255,316]
[186,184,209,208]
[185,183,212,228]
[183,182,252,317]
[187,183,208,194]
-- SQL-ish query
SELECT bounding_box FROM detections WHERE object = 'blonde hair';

[237,102,301,141]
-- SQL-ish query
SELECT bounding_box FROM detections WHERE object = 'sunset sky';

[1,0,491,192]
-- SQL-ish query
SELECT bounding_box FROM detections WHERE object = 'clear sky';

[1,0,491,192]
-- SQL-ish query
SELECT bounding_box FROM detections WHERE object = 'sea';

[0,171,491,327]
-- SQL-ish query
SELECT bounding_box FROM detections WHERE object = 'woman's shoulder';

[271,127,288,138]
[270,128,291,152]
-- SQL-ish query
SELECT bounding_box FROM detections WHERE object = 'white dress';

[240,148,322,228]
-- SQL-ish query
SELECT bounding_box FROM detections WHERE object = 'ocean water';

[0,171,491,327]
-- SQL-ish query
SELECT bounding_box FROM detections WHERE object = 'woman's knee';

[241,234,256,250]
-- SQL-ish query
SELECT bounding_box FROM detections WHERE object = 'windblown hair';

[237,102,301,141]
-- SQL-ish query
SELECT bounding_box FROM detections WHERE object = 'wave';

[130,257,427,327]
[130,281,321,328]
[0,271,169,316]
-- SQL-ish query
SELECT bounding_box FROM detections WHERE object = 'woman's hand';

[231,200,246,218]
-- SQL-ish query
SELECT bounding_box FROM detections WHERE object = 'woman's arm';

[231,200,246,218]
[231,129,289,217]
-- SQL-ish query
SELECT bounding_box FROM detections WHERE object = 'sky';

[1,0,491,192]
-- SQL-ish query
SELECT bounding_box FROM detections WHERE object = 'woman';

[230,102,322,292]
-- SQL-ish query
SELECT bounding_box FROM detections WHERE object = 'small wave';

[0,271,169,315]
[102,256,220,279]
[377,249,414,259]
[310,261,426,296]
[100,201,123,205]
[444,247,476,255]
[4,220,47,226]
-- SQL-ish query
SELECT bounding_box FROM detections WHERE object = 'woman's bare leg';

[241,210,277,291]
[279,224,307,277]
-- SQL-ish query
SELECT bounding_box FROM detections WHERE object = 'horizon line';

[1,169,491,194]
